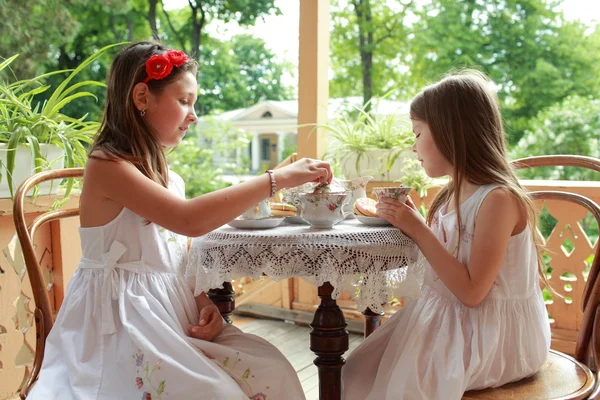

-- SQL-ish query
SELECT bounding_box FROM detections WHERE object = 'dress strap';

[78,241,145,335]
[470,184,502,219]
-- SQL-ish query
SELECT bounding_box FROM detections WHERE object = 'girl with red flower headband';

[28,41,332,400]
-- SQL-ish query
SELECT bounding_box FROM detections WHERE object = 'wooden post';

[297,0,330,159]
[310,282,349,400]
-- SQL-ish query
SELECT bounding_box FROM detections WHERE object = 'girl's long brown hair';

[410,69,548,284]
[90,41,198,187]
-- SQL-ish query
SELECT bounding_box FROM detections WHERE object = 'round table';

[186,219,423,400]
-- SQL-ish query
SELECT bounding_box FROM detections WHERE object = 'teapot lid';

[312,180,346,194]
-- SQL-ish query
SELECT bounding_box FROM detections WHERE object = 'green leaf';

[157,380,165,395]
[45,92,99,119]
[0,54,19,73]
[43,42,125,118]
[55,80,106,106]
[5,126,26,197]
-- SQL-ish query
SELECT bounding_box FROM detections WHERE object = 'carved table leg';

[207,281,235,324]
[310,282,349,400]
[362,307,384,338]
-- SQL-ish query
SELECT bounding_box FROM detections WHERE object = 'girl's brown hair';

[90,41,198,187]
[410,69,547,283]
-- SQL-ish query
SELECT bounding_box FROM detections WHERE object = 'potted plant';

[0,43,120,198]
[311,97,415,181]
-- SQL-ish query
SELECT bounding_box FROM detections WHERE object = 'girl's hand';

[274,158,333,188]
[188,304,224,342]
[376,196,426,239]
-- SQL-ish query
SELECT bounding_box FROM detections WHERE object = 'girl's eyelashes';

[179,99,189,105]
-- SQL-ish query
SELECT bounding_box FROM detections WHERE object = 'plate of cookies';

[269,202,297,218]
[353,197,391,226]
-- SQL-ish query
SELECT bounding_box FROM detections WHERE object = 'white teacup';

[240,199,271,220]
[296,192,350,229]
[372,186,412,204]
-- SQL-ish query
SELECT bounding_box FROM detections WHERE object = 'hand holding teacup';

[374,186,426,239]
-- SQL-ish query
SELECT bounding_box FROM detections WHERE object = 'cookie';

[269,202,297,217]
[354,197,378,217]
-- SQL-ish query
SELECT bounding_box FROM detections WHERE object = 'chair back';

[12,168,83,399]
[528,191,600,365]
[512,155,600,174]
[509,156,600,355]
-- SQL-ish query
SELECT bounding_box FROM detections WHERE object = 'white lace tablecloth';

[186,219,425,312]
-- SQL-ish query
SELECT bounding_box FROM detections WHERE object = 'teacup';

[336,176,373,217]
[296,192,350,229]
[240,199,271,220]
[372,186,411,204]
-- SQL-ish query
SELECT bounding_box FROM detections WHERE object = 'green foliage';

[1,0,290,122]
[197,35,292,115]
[280,134,297,161]
[512,96,600,181]
[194,118,252,175]
[0,0,81,78]
[167,138,231,198]
[168,119,252,197]
[329,0,416,101]
[311,98,413,178]
[0,43,120,197]
[407,0,600,144]
[398,159,433,198]
[397,158,434,217]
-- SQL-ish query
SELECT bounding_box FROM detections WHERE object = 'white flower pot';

[0,143,65,198]
[341,149,414,181]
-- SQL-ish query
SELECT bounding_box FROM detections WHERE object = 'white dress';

[29,172,305,400]
[342,184,551,400]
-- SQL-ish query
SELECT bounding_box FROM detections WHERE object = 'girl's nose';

[188,109,198,123]
[411,142,417,153]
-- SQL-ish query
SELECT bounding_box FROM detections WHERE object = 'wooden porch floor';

[231,315,364,400]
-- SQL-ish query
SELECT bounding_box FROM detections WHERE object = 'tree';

[161,0,280,68]
[512,95,600,181]
[408,0,600,144]
[196,34,292,115]
[329,0,416,108]
[0,0,80,78]
[40,0,148,122]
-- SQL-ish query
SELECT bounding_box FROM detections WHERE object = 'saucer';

[355,215,392,226]
[285,216,308,225]
[228,217,285,229]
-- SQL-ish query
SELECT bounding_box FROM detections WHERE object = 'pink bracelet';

[265,170,276,197]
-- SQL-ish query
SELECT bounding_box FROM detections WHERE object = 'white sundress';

[29,171,305,400]
[341,184,551,400]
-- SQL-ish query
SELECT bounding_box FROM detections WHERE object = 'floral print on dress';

[132,350,167,399]
[202,350,269,399]
[158,227,186,258]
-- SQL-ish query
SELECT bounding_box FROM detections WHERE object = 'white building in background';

[196,97,409,173]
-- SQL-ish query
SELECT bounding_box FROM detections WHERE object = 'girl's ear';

[132,82,151,111]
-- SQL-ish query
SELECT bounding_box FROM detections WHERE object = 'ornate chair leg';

[207,281,235,324]
[363,307,384,338]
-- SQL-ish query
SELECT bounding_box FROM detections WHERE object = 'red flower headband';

[143,50,189,83]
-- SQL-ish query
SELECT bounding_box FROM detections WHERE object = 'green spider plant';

[0,42,122,198]
[303,96,413,179]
